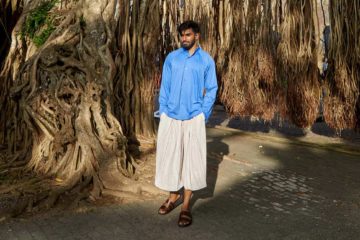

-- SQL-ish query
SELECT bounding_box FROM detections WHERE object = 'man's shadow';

[190,136,229,208]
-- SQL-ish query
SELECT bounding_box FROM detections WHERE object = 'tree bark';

[324,0,360,130]
[113,0,161,143]
[0,0,147,215]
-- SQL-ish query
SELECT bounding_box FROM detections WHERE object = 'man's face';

[180,28,199,50]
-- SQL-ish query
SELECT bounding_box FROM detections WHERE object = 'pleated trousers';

[155,113,207,191]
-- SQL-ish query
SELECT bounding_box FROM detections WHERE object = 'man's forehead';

[180,29,195,35]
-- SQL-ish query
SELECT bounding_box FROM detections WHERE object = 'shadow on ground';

[1,128,360,240]
[208,105,360,144]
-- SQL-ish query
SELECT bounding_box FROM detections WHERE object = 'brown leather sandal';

[158,199,175,215]
[178,210,192,227]
[158,196,182,215]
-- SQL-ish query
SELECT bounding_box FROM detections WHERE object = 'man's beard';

[181,40,196,50]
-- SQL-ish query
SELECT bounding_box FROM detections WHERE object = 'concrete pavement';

[1,123,360,239]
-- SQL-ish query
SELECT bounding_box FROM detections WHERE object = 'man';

[155,20,218,227]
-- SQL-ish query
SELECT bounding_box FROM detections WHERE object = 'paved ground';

[1,107,360,240]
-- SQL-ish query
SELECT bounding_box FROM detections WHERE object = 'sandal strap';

[179,210,192,218]
[167,201,175,210]
[158,198,176,214]
[178,210,192,227]
[160,199,174,209]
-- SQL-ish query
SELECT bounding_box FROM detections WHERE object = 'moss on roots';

[21,0,57,47]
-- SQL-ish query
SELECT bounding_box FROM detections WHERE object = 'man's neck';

[187,44,199,56]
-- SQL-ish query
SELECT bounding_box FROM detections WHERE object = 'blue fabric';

[159,47,218,122]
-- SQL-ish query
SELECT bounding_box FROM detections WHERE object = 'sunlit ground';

[1,127,359,239]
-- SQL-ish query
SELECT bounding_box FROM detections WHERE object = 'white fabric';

[155,113,207,191]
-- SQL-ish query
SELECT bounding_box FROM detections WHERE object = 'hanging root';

[219,1,279,121]
[0,0,159,219]
[277,0,320,128]
[323,1,360,131]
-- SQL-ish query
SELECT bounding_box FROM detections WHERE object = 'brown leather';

[158,199,176,215]
[178,210,192,227]
[158,195,183,215]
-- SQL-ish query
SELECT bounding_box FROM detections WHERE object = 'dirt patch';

[0,145,161,222]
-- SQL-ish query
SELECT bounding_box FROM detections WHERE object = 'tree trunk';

[0,0,23,148]
[113,0,161,144]
[277,0,320,128]
[0,0,154,216]
[324,0,360,130]
[220,0,279,121]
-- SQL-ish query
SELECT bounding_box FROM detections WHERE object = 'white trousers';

[155,113,207,191]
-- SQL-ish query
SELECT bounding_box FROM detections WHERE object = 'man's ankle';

[169,193,180,202]
[181,204,190,211]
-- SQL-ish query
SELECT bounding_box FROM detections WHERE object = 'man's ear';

[195,33,200,41]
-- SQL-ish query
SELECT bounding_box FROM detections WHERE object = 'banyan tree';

[324,0,360,130]
[0,0,359,217]
[0,0,162,217]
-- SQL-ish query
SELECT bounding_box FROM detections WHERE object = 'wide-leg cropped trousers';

[155,113,207,191]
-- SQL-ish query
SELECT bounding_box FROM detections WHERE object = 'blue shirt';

[159,46,218,122]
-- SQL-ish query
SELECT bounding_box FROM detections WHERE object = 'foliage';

[79,15,86,28]
[21,0,57,46]
[32,19,55,46]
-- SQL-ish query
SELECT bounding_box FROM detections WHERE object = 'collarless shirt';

[159,47,218,122]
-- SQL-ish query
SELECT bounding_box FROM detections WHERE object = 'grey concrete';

[1,125,360,240]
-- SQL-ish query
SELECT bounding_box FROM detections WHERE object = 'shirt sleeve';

[202,58,218,122]
[159,56,171,115]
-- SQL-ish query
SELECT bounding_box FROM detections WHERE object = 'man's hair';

[177,20,200,34]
